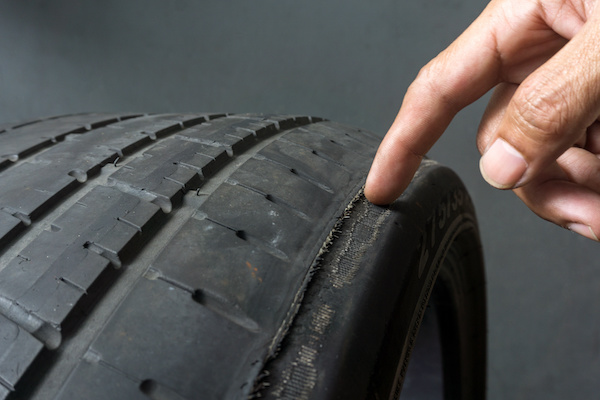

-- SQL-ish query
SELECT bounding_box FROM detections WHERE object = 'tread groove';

[0,114,143,175]
[202,215,290,261]
[138,379,188,400]
[279,137,353,171]
[57,277,88,295]
[105,181,174,214]
[202,216,246,239]
[0,114,229,253]
[173,135,235,156]
[0,379,13,394]
[172,161,205,178]
[1,209,31,226]
[0,295,61,350]
[0,113,384,400]
[147,269,261,333]
[162,176,187,188]
[295,123,380,149]
[115,217,143,233]
[83,241,122,269]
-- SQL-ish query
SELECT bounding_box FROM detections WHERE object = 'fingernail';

[568,223,599,241]
[479,139,528,189]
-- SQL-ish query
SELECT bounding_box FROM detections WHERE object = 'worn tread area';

[0,113,378,399]
[0,113,232,398]
[52,118,372,400]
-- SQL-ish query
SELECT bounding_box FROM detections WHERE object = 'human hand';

[364,0,600,241]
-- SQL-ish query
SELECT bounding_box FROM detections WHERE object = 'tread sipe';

[0,113,486,399]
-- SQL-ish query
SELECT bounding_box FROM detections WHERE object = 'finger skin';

[482,9,600,189]
[478,78,600,241]
[515,177,600,241]
[477,83,518,152]
[557,147,600,193]
[365,0,572,204]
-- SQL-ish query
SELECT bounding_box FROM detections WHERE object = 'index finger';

[365,3,503,204]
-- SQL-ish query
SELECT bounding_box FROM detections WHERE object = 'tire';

[0,113,486,399]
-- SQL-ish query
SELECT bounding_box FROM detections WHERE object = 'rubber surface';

[260,160,486,400]
[0,113,485,399]
[0,113,386,399]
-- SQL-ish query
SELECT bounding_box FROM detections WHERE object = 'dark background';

[1,1,598,398]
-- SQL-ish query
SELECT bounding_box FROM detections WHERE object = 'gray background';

[1,1,598,398]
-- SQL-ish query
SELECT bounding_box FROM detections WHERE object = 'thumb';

[479,15,600,189]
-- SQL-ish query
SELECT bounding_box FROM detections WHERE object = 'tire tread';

[0,113,376,400]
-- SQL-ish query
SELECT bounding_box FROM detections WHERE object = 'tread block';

[84,278,263,399]
[0,314,44,391]
[176,115,293,155]
[310,121,381,149]
[117,137,228,178]
[174,147,230,178]
[0,229,108,313]
[264,114,312,129]
[0,384,9,400]
[152,217,301,329]
[16,271,87,327]
[91,127,154,157]
[200,183,313,258]
[53,251,111,291]
[0,186,162,326]
[105,115,306,206]
[284,125,375,167]
[178,122,255,154]
[69,114,224,165]
[17,253,109,326]
[56,186,163,265]
[107,139,216,204]
[0,245,108,327]
[0,162,80,221]
[108,114,209,139]
[0,113,381,399]
[0,212,25,250]
[0,114,138,167]
[229,157,337,220]
[36,137,119,179]
[0,114,214,257]
[108,117,183,139]
[230,114,313,130]
[257,138,353,191]
[56,361,147,400]
[92,221,146,264]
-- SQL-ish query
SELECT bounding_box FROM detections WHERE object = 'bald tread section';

[0,113,380,399]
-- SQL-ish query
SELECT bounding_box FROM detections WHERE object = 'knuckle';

[410,64,438,98]
[511,84,569,142]
[412,60,461,113]
[415,62,440,86]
